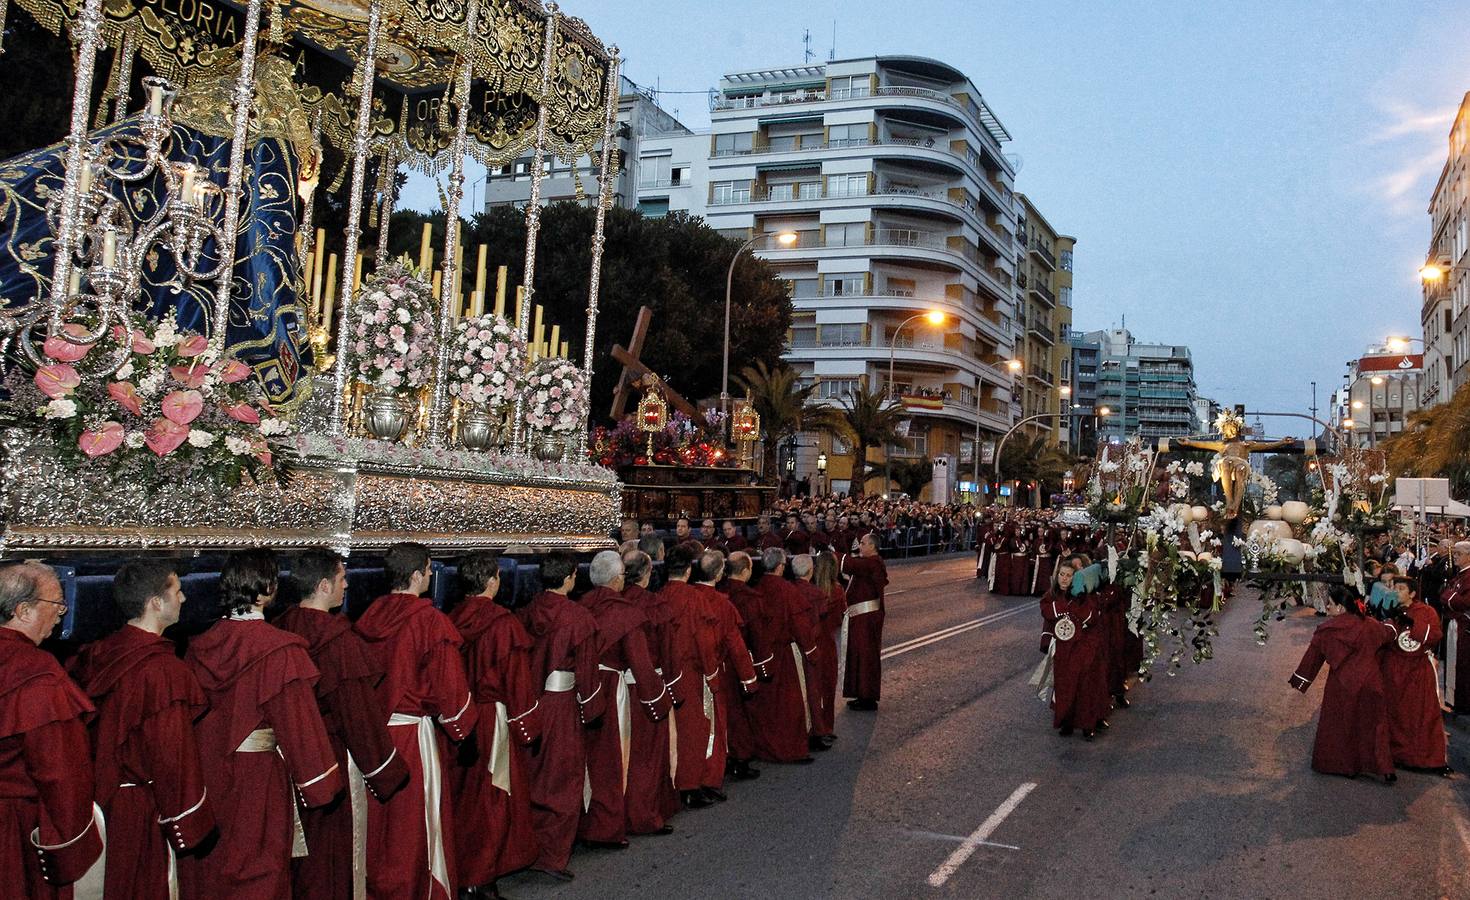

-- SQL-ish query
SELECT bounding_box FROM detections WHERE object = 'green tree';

[1384,380,1470,497]
[733,360,813,480]
[810,385,905,497]
[890,458,934,498]
[999,435,1074,504]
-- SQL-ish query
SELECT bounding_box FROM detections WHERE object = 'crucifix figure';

[1171,410,1295,519]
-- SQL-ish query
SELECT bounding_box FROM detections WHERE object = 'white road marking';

[927,782,1036,888]
[906,829,1020,851]
[882,606,1030,659]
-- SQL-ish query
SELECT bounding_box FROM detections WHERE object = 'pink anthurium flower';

[34,363,80,399]
[43,324,95,363]
[169,364,207,389]
[176,334,209,358]
[111,325,156,354]
[222,402,260,424]
[78,421,124,458]
[218,359,252,383]
[144,418,189,456]
[107,381,144,416]
[161,390,204,425]
[255,445,273,468]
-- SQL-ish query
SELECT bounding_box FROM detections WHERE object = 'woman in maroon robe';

[450,552,543,897]
[1044,564,1111,740]
[812,552,848,744]
[1288,591,1397,781]
[1382,579,1451,774]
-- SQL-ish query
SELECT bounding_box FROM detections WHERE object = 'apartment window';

[788,277,821,299]
[1060,249,1074,271]
[638,155,671,187]
[790,319,817,347]
[820,323,866,346]
[827,173,869,199]
[825,272,867,296]
[827,123,867,147]
[767,134,798,152]
[829,75,870,100]
[816,379,860,400]
[712,180,753,204]
[713,132,755,156]
[826,222,867,247]
[1058,287,1072,308]
[636,199,669,218]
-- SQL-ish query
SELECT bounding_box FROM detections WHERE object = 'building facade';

[1330,345,1423,448]
[1016,195,1075,447]
[1082,328,1200,444]
[636,56,1023,494]
[1421,92,1470,409]
[482,76,690,211]
[1068,331,1101,454]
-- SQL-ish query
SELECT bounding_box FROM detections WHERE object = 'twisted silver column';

[578,51,620,457]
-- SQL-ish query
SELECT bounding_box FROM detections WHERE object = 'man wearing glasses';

[0,561,104,898]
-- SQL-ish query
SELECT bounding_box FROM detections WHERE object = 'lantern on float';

[732,399,761,467]
[637,378,669,461]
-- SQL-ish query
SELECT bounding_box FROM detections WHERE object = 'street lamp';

[816,452,828,494]
[723,230,798,425]
[1386,335,1423,352]
[884,309,948,498]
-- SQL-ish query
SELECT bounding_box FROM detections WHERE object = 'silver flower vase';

[460,404,495,452]
[535,433,565,462]
[364,388,410,442]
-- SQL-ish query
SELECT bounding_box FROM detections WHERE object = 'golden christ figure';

[1171,410,1295,520]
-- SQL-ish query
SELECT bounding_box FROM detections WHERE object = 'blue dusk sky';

[402,0,1470,423]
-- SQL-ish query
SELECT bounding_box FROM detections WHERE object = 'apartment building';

[635,56,1022,494]
[1080,328,1200,444]
[1422,91,1470,409]
[1069,331,1101,454]
[1016,195,1075,447]
[1330,345,1423,447]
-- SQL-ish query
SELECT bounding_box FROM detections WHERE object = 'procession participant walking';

[578,551,672,849]
[69,562,214,900]
[180,549,343,900]
[1043,564,1110,740]
[1382,579,1451,775]
[0,562,103,900]
[275,549,409,900]
[841,533,889,711]
[447,551,542,898]
[789,554,836,752]
[690,550,760,800]
[658,543,719,810]
[354,542,477,899]
[747,549,820,764]
[621,549,683,829]
[518,552,604,879]
[718,552,767,782]
[1289,590,1397,781]
[810,552,848,744]
[1440,541,1470,710]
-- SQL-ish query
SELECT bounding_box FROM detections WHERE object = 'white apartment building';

[1330,344,1422,448]
[1422,91,1470,408]
[635,56,1020,493]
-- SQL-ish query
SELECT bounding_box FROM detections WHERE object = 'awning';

[756,162,822,173]
[1394,499,1470,518]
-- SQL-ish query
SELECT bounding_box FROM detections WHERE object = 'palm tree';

[809,385,906,497]
[734,360,815,480]
[1384,380,1470,495]
[999,435,1074,503]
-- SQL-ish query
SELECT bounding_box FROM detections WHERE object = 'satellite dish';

[1005,152,1024,173]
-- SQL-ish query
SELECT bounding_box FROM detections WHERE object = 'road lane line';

[926,782,1036,888]
[882,606,1030,659]
[906,829,1020,850]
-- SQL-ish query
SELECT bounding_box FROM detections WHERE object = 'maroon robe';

[517,591,603,873]
[792,579,836,736]
[748,577,821,761]
[692,584,759,788]
[0,628,101,900]
[578,587,671,843]
[783,529,812,556]
[273,606,409,900]
[722,534,749,553]
[1045,591,1111,732]
[448,596,542,886]
[659,581,717,792]
[622,583,681,829]
[1383,603,1446,768]
[1096,584,1130,698]
[180,617,343,900]
[841,554,888,703]
[720,580,768,764]
[756,531,784,551]
[812,581,847,737]
[1289,613,1396,777]
[355,594,476,899]
[69,625,214,900]
[1441,566,1470,712]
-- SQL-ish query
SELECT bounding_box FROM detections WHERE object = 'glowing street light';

[1097,405,1112,417]
[1420,263,1446,282]
[1005,359,1023,373]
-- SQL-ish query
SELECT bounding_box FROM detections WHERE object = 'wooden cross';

[608,305,707,427]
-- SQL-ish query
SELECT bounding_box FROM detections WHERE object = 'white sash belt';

[792,643,812,733]
[346,755,367,900]
[235,728,308,858]
[1448,620,1460,708]
[701,671,717,759]
[489,701,512,794]
[544,670,576,692]
[387,714,449,897]
[847,600,880,618]
[585,666,632,811]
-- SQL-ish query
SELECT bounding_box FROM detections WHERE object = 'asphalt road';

[499,554,1470,900]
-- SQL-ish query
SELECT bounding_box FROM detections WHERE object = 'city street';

[503,554,1470,900]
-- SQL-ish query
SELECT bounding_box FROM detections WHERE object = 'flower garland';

[346,262,436,392]
[445,314,525,409]
[524,357,587,434]
[4,315,287,488]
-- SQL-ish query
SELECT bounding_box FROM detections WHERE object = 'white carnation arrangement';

[445,314,526,409]
[346,262,437,392]
[524,357,587,434]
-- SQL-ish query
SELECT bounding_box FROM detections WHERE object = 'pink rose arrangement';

[5,313,289,488]
[524,357,588,434]
[345,263,436,392]
[445,314,526,409]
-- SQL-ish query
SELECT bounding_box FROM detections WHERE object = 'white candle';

[180,166,196,205]
[101,229,117,268]
[68,268,82,296]
[77,164,92,194]
[147,84,163,117]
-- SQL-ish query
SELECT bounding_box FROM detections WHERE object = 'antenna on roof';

[829,21,836,61]
[803,28,814,63]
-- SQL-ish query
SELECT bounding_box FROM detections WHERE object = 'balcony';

[711,83,1008,149]
[635,177,690,190]
[1027,319,1054,345]
[1030,240,1057,270]
[1028,281,1056,308]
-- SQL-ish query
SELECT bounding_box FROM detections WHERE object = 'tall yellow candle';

[310,238,324,310]
[473,247,488,316]
[303,250,317,311]
[418,222,433,273]
[532,305,545,362]
[454,242,466,316]
[549,325,560,358]
[352,252,364,295]
[432,270,442,299]
[560,341,569,358]
[322,253,339,328]
[514,287,525,333]
[494,265,508,318]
